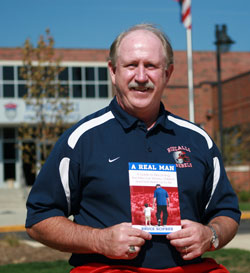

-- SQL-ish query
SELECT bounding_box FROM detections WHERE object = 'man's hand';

[166,219,211,260]
[167,217,238,260]
[94,223,152,260]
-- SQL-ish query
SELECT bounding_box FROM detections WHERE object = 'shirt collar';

[109,97,138,129]
[109,96,174,132]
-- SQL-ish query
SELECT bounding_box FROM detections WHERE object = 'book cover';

[128,162,181,235]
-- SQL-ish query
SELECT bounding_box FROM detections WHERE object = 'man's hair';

[109,23,174,68]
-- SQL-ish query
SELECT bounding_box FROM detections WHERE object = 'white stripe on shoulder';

[205,157,220,209]
[59,157,71,215]
[168,115,213,149]
[68,111,115,149]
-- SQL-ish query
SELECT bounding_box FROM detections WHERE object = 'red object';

[4,103,17,109]
[70,258,229,273]
[175,0,192,29]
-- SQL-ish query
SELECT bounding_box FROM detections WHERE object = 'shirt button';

[148,147,152,152]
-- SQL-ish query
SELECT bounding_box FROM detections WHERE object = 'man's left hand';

[166,219,211,260]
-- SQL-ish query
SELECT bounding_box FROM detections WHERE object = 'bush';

[238,191,250,202]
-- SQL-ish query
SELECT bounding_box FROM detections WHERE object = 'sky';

[1,0,250,52]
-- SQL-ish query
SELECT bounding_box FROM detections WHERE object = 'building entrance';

[0,127,37,187]
[22,141,36,186]
[0,127,17,186]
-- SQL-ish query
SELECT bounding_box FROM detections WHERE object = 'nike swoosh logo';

[108,157,120,163]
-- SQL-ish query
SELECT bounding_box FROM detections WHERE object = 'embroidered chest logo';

[167,146,192,168]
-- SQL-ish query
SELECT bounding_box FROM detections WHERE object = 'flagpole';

[177,0,195,123]
[186,28,195,123]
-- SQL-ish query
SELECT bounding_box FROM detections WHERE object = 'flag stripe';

[182,7,191,22]
[178,0,192,29]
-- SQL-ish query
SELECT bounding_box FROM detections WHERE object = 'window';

[98,67,108,81]
[72,67,82,81]
[99,85,108,98]
[0,65,110,98]
[86,85,95,97]
[18,84,27,97]
[3,66,14,80]
[85,67,95,81]
[2,128,17,181]
[4,163,16,181]
[59,68,68,81]
[73,84,82,98]
[3,128,16,139]
[3,84,15,97]
[3,143,16,160]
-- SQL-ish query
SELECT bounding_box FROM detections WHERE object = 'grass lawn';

[0,260,72,273]
[203,248,250,273]
[239,202,250,211]
[0,248,249,273]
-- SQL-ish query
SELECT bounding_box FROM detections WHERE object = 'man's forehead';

[117,29,165,60]
[119,29,162,48]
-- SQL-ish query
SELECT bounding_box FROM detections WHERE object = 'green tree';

[224,123,250,165]
[19,29,73,177]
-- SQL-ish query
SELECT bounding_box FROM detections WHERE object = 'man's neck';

[115,96,160,130]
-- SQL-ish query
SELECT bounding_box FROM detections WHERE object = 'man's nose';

[134,65,148,83]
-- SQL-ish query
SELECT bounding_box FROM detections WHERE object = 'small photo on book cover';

[129,162,181,235]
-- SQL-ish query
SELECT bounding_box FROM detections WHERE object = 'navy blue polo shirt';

[26,97,241,269]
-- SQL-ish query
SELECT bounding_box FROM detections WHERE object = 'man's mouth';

[128,82,155,92]
[131,87,151,92]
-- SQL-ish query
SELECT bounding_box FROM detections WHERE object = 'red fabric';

[70,258,229,273]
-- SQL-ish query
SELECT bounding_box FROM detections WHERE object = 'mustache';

[128,81,155,89]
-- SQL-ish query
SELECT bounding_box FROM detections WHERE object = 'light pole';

[214,24,234,158]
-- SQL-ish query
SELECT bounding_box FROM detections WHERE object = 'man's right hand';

[27,217,151,260]
[94,222,152,260]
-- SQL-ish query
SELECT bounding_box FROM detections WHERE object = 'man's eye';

[127,64,137,68]
[146,64,155,68]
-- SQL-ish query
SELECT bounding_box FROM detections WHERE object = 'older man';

[26,24,240,272]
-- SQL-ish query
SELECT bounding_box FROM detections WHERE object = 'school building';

[0,48,249,190]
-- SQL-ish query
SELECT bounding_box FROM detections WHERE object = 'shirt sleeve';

[202,143,241,224]
[25,134,81,228]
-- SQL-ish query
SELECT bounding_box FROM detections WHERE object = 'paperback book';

[129,162,181,235]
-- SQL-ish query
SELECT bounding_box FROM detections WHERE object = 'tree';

[224,123,250,165]
[19,29,73,179]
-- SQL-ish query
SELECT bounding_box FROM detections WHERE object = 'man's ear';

[165,64,174,84]
[108,60,116,85]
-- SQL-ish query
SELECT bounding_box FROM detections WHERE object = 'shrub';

[238,191,250,202]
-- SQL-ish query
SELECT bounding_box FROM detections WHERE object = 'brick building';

[0,48,249,189]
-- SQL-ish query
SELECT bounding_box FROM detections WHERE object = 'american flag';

[176,0,192,29]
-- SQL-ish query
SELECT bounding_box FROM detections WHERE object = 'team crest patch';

[4,103,17,120]
[167,146,192,168]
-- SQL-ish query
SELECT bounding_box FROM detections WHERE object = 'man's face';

[108,30,173,119]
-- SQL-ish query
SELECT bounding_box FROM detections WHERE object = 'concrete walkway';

[224,233,250,251]
[0,188,250,251]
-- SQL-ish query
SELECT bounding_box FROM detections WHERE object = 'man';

[153,184,170,226]
[26,24,241,272]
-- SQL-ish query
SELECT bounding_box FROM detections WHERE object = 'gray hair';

[109,23,174,68]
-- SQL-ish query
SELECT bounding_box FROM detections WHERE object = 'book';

[128,162,181,235]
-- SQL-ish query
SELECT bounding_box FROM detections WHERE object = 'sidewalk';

[224,233,250,250]
[0,188,250,251]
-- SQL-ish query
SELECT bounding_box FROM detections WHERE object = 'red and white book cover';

[129,162,181,235]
